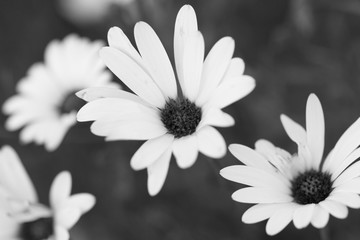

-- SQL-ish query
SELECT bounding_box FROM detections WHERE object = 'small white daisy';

[0,145,96,240]
[76,5,255,196]
[2,34,117,151]
[220,93,360,235]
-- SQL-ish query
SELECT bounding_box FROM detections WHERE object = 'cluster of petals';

[0,145,95,240]
[77,5,255,195]
[220,94,360,235]
[2,34,116,151]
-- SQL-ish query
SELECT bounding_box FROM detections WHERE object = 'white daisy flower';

[0,145,96,240]
[2,34,116,151]
[220,93,360,235]
[76,4,255,196]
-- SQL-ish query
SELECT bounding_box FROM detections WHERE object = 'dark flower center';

[20,217,53,240]
[291,170,333,204]
[59,90,85,114]
[160,98,202,138]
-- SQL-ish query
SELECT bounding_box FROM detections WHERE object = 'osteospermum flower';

[2,34,116,151]
[220,94,360,235]
[0,145,96,240]
[76,5,255,196]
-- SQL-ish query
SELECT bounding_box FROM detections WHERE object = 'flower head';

[77,5,255,196]
[0,145,95,240]
[2,34,117,151]
[220,94,360,235]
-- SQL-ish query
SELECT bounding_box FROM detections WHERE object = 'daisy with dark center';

[76,4,255,196]
[0,145,96,240]
[220,94,360,235]
[2,34,117,151]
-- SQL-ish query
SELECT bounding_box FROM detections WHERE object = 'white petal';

[310,205,329,228]
[76,87,144,103]
[196,126,226,158]
[65,193,96,213]
[107,27,142,63]
[306,94,325,169]
[232,187,293,204]
[207,75,255,109]
[54,225,70,240]
[198,108,235,129]
[334,177,360,193]
[324,117,360,173]
[55,207,81,229]
[228,144,274,171]
[147,146,172,196]
[172,135,198,169]
[196,37,235,106]
[331,148,360,181]
[0,145,37,202]
[280,114,307,145]
[293,204,315,229]
[99,47,165,107]
[77,98,159,122]
[174,5,198,89]
[9,203,51,222]
[328,192,360,208]
[333,161,360,187]
[130,134,174,170]
[242,203,282,224]
[50,171,72,209]
[265,203,297,236]
[220,165,290,193]
[319,200,348,219]
[181,31,204,101]
[134,22,177,99]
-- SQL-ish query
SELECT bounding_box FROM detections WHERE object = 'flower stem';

[319,226,330,240]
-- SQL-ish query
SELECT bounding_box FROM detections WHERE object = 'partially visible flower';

[57,0,134,25]
[0,145,96,240]
[2,34,117,151]
[76,5,255,196]
[220,94,360,235]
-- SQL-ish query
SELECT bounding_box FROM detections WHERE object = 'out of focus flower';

[77,5,255,196]
[0,145,95,240]
[220,94,360,235]
[2,34,116,151]
[57,0,135,25]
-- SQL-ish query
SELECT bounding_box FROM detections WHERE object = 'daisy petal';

[265,203,297,236]
[242,203,282,224]
[319,200,348,219]
[174,5,198,89]
[331,148,360,181]
[196,37,235,106]
[310,205,329,228]
[280,114,307,145]
[328,192,360,208]
[196,126,226,158]
[99,47,165,107]
[147,147,172,196]
[50,171,72,209]
[306,94,325,169]
[334,178,360,193]
[66,193,96,213]
[54,226,70,240]
[172,135,198,169]
[0,145,37,202]
[134,22,177,99]
[293,204,315,229]
[199,108,235,128]
[232,187,293,204]
[228,144,274,171]
[107,27,142,63]
[130,134,174,170]
[76,87,144,104]
[333,161,360,187]
[56,207,81,229]
[181,31,204,101]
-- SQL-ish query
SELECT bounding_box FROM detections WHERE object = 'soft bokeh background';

[1,0,360,239]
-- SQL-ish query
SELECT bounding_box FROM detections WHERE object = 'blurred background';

[1,0,360,239]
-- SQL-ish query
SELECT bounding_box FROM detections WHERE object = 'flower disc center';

[20,217,53,240]
[291,170,332,204]
[160,98,202,138]
[59,90,85,114]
